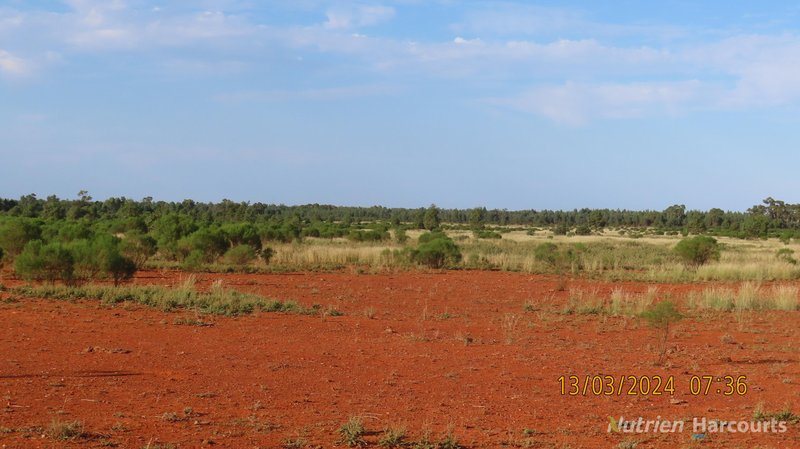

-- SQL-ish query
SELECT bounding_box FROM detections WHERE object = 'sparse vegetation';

[639,301,683,365]
[674,236,720,267]
[378,425,407,447]
[9,277,318,316]
[46,418,86,440]
[339,416,366,447]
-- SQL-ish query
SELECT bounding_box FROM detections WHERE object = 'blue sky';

[2,1,800,211]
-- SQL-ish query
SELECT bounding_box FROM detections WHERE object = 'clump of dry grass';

[46,418,86,440]
[689,283,798,311]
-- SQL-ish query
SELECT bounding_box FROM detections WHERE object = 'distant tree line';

[1,194,798,237]
[1,194,800,284]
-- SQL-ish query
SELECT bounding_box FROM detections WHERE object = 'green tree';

[423,204,441,231]
[468,207,486,230]
[662,204,686,228]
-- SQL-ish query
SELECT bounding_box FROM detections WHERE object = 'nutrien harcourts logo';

[608,416,788,434]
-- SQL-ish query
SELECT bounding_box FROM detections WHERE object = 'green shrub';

[347,230,389,242]
[221,222,262,250]
[533,242,577,272]
[106,253,137,286]
[119,231,157,269]
[224,244,257,266]
[177,227,227,263]
[640,301,683,365]
[69,236,137,285]
[394,227,408,244]
[413,233,461,268]
[674,236,720,267]
[15,240,74,284]
[182,250,205,271]
[474,230,502,239]
[0,218,41,259]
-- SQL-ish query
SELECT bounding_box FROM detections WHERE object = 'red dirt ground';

[1,270,799,449]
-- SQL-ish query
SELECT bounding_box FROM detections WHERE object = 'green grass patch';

[11,277,323,317]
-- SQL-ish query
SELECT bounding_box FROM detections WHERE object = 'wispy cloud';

[5,1,800,124]
[324,5,395,30]
[214,84,399,103]
[0,49,30,78]
[489,80,703,125]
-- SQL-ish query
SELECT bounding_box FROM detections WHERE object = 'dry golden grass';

[145,227,800,282]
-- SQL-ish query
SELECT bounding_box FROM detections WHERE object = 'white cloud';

[5,1,800,124]
[0,49,30,77]
[491,81,702,125]
[214,84,398,103]
[324,5,395,30]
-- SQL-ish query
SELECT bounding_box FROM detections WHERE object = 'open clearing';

[1,270,799,448]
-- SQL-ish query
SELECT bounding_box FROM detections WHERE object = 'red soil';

[1,270,798,448]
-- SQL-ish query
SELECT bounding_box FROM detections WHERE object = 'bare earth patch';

[0,270,798,448]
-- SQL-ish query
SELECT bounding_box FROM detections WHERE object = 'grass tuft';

[339,416,366,447]
[46,418,86,440]
[11,282,322,316]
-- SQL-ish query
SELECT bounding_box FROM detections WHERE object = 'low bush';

[224,244,257,266]
[674,236,720,267]
[15,240,74,284]
[474,230,502,239]
[413,233,462,268]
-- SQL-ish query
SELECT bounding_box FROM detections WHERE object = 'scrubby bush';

[640,301,683,365]
[261,247,275,265]
[0,218,41,259]
[221,223,261,250]
[119,231,157,269]
[182,250,205,271]
[674,236,720,267]
[412,232,461,268]
[394,227,408,244]
[69,236,137,285]
[533,242,577,268]
[224,244,257,266]
[552,223,569,235]
[15,240,74,284]
[150,213,197,259]
[347,229,389,242]
[177,227,227,263]
[474,230,502,239]
[418,231,447,245]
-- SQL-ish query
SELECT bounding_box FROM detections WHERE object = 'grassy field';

[141,228,800,283]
